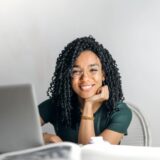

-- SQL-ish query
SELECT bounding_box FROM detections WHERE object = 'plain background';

[0,0,160,146]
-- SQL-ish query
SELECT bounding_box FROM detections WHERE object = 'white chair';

[121,102,151,146]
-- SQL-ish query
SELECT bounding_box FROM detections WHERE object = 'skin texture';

[41,51,123,144]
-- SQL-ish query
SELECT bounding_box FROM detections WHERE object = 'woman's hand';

[43,133,62,144]
[85,85,109,105]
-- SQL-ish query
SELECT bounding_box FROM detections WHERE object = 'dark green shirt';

[39,99,132,143]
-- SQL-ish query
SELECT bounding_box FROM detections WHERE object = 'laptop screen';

[0,84,44,153]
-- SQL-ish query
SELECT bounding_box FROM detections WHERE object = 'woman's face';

[71,50,105,100]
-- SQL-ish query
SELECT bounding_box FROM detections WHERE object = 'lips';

[79,84,94,91]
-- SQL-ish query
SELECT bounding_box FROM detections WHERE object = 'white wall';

[0,0,160,146]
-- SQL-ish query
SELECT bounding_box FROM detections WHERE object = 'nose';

[80,70,90,81]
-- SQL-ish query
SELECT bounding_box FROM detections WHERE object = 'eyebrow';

[73,64,100,68]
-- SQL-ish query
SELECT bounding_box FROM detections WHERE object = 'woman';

[39,36,132,145]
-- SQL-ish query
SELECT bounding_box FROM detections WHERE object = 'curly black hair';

[47,36,124,128]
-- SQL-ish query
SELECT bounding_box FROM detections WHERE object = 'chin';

[79,93,95,99]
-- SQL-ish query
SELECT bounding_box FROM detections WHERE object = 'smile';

[80,84,94,91]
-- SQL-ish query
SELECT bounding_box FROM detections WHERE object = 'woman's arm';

[43,132,63,144]
[78,85,125,145]
[40,116,63,144]
[100,129,124,144]
[100,103,132,144]
[78,108,124,145]
[78,102,95,144]
[78,85,110,144]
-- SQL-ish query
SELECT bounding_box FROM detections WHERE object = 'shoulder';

[38,99,53,109]
[38,99,55,123]
[107,101,132,134]
[110,101,132,126]
[115,101,132,118]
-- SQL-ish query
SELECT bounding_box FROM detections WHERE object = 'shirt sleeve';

[38,99,54,124]
[107,102,132,135]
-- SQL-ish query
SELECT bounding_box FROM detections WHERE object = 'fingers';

[95,85,109,101]
[85,85,109,103]
[49,135,62,143]
[43,133,62,144]
[96,87,102,94]
[101,85,109,100]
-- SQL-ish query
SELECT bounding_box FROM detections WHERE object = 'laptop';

[0,84,44,153]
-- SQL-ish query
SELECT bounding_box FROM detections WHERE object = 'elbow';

[78,138,91,145]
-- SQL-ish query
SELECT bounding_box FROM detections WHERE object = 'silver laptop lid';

[0,84,44,153]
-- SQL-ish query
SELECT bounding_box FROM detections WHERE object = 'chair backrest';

[121,102,151,146]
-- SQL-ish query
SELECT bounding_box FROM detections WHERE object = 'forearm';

[78,103,95,144]
[43,133,63,144]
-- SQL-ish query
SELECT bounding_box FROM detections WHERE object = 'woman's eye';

[72,70,81,75]
[90,69,98,73]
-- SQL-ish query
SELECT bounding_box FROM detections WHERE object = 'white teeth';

[80,85,93,90]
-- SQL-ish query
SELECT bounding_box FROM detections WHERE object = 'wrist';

[81,115,94,120]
